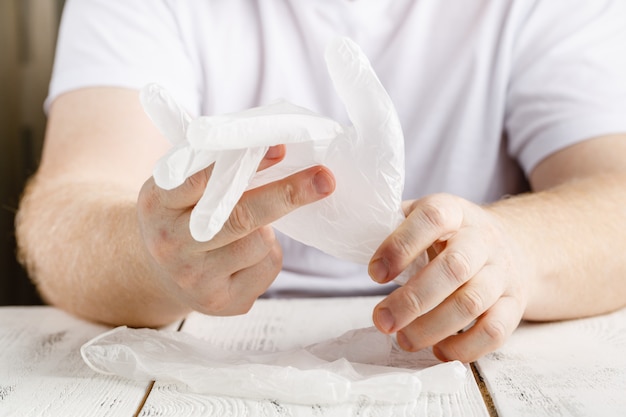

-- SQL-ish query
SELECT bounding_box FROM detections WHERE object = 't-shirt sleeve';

[46,0,201,116]
[505,0,626,175]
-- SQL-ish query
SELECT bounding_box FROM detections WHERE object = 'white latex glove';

[81,326,467,404]
[140,37,426,273]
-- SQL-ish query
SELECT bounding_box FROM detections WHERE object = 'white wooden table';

[476,306,626,417]
[1,297,625,416]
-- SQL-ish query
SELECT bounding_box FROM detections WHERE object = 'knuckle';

[398,289,425,317]
[147,229,181,265]
[257,226,277,249]
[440,342,474,364]
[454,289,485,318]
[226,202,257,235]
[138,182,162,215]
[482,318,508,347]
[440,250,472,285]
[282,181,306,208]
[236,299,256,315]
[251,242,283,286]
[420,198,448,229]
[230,227,277,261]
[172,265,204,292]
[184,169,210,192]
[268,242,283,272]
[387,233,416,262]
[198,288,232,314]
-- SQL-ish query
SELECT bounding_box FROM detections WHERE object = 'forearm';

[488,173,626,321]
[16,176,190,327]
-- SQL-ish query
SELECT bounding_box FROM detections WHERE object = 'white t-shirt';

[48,0,626,295]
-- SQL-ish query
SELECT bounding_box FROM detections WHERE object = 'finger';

[189,144,289,241]
[262,145,286,167]
[432,296,524,363]
[209,165,335,248]
[206,247,281,316]
[373,227,488,333]
[190,147,268,241]
[370,194,464,283]
[395,266,503,353]
[188,227,282,316]
[140,83,191,145]
[228,232,283,312]
[197,226,277,277]
[155,145,285,209]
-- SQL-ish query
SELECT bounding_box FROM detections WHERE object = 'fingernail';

[432,345,448,362]
[265,146,283,160]
[396,331,413,351]
[313,169,334,195]
[376,307,395,333]
[369,258,389,283]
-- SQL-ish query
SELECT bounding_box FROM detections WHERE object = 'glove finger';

[324,37,404,155]
[140,83,192,145]
[186,100,342,151]
[153,142,218,190]
[189,147,267,242]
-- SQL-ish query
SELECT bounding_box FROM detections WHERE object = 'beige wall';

[0,0,63,304]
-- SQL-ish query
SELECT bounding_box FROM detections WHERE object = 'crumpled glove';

[81,325,467,405]
[140,37,426,273]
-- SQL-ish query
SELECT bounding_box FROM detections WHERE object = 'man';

[16,0,626,362]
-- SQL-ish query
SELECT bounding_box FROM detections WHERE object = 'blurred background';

[1,0,65,305]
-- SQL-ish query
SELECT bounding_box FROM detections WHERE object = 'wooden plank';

[139,297,489,416]
[0,307,150,417]
[475,307,626,416]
